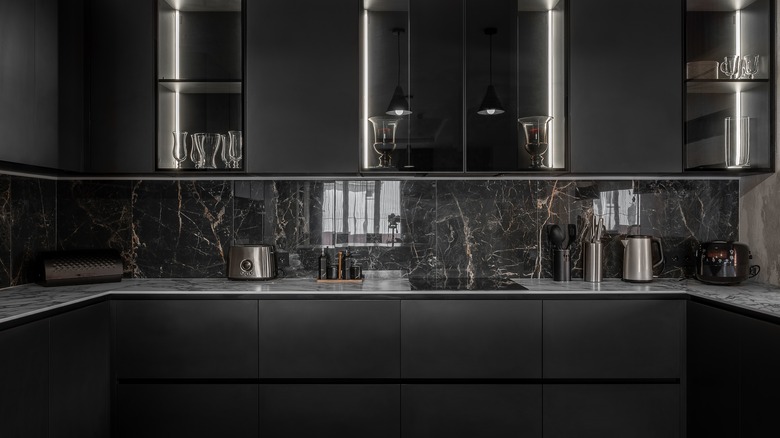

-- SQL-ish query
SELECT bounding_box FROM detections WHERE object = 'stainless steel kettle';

[621,235,664,282]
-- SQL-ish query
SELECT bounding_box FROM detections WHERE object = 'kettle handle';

[652,238,665,271]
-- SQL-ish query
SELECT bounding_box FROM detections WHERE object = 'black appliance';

[695,241,759,285]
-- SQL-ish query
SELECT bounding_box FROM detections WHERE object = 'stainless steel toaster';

[228,245,278,280]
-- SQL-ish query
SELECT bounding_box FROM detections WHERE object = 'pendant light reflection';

[386,28,411,116]
[478,27,505,116]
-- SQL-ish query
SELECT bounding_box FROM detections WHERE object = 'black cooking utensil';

[548,224,565,250]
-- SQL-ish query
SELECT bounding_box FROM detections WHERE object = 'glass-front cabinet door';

[157,0,243,171]
[685,0,774,172]
[466,0,565,172]
[361,0,565,174]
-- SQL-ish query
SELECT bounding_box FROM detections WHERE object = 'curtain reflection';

[322,181,403,246]
[593,189,639,233]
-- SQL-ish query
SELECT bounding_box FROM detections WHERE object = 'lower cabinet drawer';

[402,384,542,438]
[116,384,258,438]
[543,300,684,378]
[543,384,681,438]
[115,300,258,378]
[259,300,400,378]
[401,300,542,378]
[259,384,400,438]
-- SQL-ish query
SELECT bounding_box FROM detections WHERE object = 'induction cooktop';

[408,277,528,291]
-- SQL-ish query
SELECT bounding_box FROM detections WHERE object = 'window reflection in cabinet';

[157,0,243,171]
[685,0,774,172]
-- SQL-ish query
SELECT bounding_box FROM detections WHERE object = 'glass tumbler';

[725,116,750,168]
[190,133,206,169]
[200,133,222,169]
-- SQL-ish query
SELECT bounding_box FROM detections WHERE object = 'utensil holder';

[553,249,571,282]
[584,242,603,283]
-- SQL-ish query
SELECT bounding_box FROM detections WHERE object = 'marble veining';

[3,278,780,327]
[0,176,740,289]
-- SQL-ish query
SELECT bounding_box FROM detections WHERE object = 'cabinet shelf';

[158,80,241,94]
[686,79,769,93]
[687,0,760,11]
[161,0,241,12]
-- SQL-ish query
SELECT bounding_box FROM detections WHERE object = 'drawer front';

[258,300,400,378]
[116,384,258,438]
[543,300,683,378]
[259,384,400,438]
[543,384,680,438]
[115,300,258,378]
[402,384,542,438]
[402,300,542,378]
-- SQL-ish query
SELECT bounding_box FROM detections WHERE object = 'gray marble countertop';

[1,277,779,326]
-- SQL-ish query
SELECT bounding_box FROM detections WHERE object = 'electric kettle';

[622,235,664,282]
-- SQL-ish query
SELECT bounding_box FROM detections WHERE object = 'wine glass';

[742,54,759,79]
[171,131,188,169]
[227,130,243,168]
[720,55,741,79]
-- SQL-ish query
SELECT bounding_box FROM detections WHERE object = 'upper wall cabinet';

[87,0,156,173]
[568,0,683,174]
[361,0,565,174]
[0,0,83,172]
[156,0,243,172]
[245,0,360,175]
[684,0,774,172]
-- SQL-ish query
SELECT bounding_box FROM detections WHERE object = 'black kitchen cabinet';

[245,0,360,174]
[402,384,542,438]
[258,300,400,378]
[0,320,49,438]
[543,300,683,378]
[259,384,400,438]
[0,0,79,171]
[401,300,542,378]
[116,383,258,438]
[87,0,155,173]
[687,300,780,437]
[50,302,110,438]
[740,315,780,436]
[114,300,258,378]
[687,301,740,437]
[568,0,683,174]
[544,384,681,438]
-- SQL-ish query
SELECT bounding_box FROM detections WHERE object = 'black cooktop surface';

[408,277,528,291]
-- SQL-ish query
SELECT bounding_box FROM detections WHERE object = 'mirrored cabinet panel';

[685,0,774,171]
[361,0,565,174]
[466,0,565,172]
[157,0,243,171]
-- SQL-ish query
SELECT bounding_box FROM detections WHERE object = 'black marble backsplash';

[0,176,738,288]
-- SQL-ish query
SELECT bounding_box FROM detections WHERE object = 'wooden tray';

[316,279,364,284]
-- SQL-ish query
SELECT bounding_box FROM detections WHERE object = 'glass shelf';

[158,80,241,94]
[686,79,769,93]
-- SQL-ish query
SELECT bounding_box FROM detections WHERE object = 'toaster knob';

[240,259,254,272]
